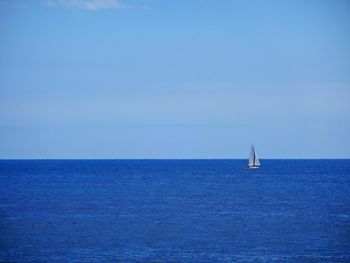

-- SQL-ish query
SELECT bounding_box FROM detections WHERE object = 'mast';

[253,149,256,165]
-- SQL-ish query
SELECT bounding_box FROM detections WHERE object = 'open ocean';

[0,159,349,262]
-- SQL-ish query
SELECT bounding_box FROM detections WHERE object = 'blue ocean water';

[0,160,349,262]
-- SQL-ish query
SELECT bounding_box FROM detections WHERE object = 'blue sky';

[0,0,349,158]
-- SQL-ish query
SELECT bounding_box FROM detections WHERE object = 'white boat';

[247,145,261,169]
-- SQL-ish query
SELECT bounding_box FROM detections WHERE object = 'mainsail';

[248,145,260,168]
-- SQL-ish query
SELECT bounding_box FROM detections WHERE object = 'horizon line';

[0,158,349,161]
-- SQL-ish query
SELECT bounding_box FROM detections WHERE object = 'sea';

[0,159,349,262]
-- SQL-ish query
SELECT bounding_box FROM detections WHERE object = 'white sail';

[248,146,255,167]
[248,145,260,168]
[253,150,260,166]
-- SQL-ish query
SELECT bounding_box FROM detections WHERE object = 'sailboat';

[247,145,261,169]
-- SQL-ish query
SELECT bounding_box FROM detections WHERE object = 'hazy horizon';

[1,157,349,161]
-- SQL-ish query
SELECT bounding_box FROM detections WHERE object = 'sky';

[0,0,350,159]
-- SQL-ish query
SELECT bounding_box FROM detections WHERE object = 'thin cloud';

[46,0,127,10]
[141,4,152,10]
[0,0,26,8]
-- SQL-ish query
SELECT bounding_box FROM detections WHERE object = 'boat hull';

[247,166,260,170]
